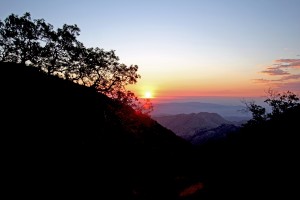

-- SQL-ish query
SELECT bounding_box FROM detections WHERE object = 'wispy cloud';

[261,67,290,75]
[279,74,300,81]
[254,57,300,92]
[252,79,283,90]
[252,78,276,83]
[252,78,282,84]
[274,59,300,69]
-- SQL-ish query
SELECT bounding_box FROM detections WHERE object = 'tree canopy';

[244,89,300,125]
[0,12,152,114]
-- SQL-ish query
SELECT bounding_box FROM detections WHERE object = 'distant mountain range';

[153,112,240,145]
[152,102,251,122]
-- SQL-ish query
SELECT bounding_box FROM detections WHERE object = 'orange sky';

[126,57,300,101]
[127,77,265,99]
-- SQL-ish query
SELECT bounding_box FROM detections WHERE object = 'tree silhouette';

[0,12,41,64]
[0,12,152,115]
[243,100,267,125]
[68,47,141,97]
[244,89,299,124]
[264,89,300,117]
[38,20,81,76]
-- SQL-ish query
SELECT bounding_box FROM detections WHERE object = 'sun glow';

[144,91,152,99]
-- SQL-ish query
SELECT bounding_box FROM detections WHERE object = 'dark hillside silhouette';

[1,62,194,199]
[2,63,299,199]
[195,96,300,199]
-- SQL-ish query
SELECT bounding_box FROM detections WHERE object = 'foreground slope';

[1,62,192,199]
[195,103,300,199]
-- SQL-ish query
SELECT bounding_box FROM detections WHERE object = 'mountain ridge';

[153,112,232,138]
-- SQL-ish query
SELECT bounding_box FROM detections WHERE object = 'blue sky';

[1,0,300,98]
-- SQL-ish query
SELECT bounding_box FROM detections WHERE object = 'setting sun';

[145,91,152,99]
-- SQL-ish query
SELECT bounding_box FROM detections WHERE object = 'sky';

[1,0,300,101]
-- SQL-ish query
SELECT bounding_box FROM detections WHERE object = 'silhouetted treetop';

[0,12,152,114]
[264,89,299,117]
[0,12,41,64]
[243,89,300,125]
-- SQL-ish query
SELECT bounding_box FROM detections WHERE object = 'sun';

[144,91,152,99]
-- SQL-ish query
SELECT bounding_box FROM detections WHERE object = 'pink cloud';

[279,74,300,81]
[253,76,297,84]
[254,57,300,93]
[252,78,269,83]
[252,78,273,83]
[252,79,283,90]
[274,59,300,68]
[261,67,290,75]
